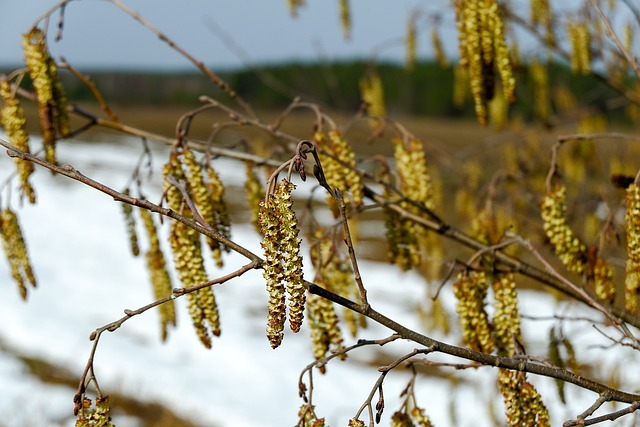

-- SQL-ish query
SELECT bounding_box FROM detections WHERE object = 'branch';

[306,281,640,404]
[0,138,261,264]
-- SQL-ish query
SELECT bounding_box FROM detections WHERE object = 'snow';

[0,134,638,426]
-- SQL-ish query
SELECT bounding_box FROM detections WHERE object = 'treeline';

[13,60,630,121]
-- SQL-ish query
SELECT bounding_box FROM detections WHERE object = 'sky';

[0,0,456,71]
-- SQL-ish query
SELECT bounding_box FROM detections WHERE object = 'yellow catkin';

[498,369,550,427]
[206,164,232,266]
[457,0,514,126]
[75,396,114,427]
[0,79,36,203]
[258,179,305,348]
[492,4,516,103]
[568,22,591,75]
[274,180,305,333]
[140,208,176,341]
[540,185,588,274]
[360,70,385,129]
[298,404,326,427]
[339,0,351,40]
[389,137,435,269]
[492,273,521,355]
[593,257,615,304]
[453,271,494,353]
[432,28,449,68]
[163,156,220,348]
[0,208,37,300]
[307,292,344,372]
[318,129,364,209]
[531,0,554,45]
[310,229,364,337]
[406,14,417,71]
[22,27,70,163]
[244,160,265,233]
[625,184,640,312]
[182,148,231,268]
[411,407,434,427]
[382,183,416,271]
[259,195,287,348]
[120,190,139,257]
[349,419,366,427]
[530,60,550,121]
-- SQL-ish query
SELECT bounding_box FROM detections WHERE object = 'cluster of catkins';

[455,0,515,126]
[259,179,305,349]
[162,148,231,348]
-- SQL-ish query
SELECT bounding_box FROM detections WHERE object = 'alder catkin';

[0,207,37,300]
[568,21,591,75]
[244,160,265,233]
[317,129,364,209]
[22,27,70,163]
[453,271,494,353]
[360,70,385,129]
[339,0,351,40]
[120,190,140,257]
[432,28,449,68]
[139,208,176,341]
[259,195,287,348]
[258,179,305,348]
[540,185,588,275]
[163,155,220,347]
[406,14,417,71]
[625,184,640,312]
[274,180,305,333]
[0,79,36,203]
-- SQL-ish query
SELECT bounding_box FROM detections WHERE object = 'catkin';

[568,21,591,75]
[75,396,114,427]
[244,160,265,233]
[530,60,550,121]
[206,164,232,265]
[360,70,385,129]
[498,369,550,427]
[317,129,364,209]
[406,14,417,71]
[163,156,220,347]
[625,184,640,312]
[140,208,176,341]
[0,79,36,203]
[22,27,70,164]
[310,229,365,336]
[0,207,37,300]
[541,185,588,274]
[307,292,344,372]
[274,180,305,333]
[432,29,449,68]
[258,179,305,348]
[339,0,351,40]
[492,273,521,356]
[456,0,515,126]
[453,271,494,353]
[120,190,140,257]
[385,137,435,269]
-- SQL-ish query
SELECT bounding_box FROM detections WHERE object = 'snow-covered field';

[0,135,639,426]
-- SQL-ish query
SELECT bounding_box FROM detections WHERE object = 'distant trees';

[2,0,640,426]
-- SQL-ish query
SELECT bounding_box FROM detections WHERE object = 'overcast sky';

[1,0,459,71]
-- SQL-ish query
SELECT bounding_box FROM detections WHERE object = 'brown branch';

[564,400,640,426]
[0,138,261,264]
[307,280,640,405]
